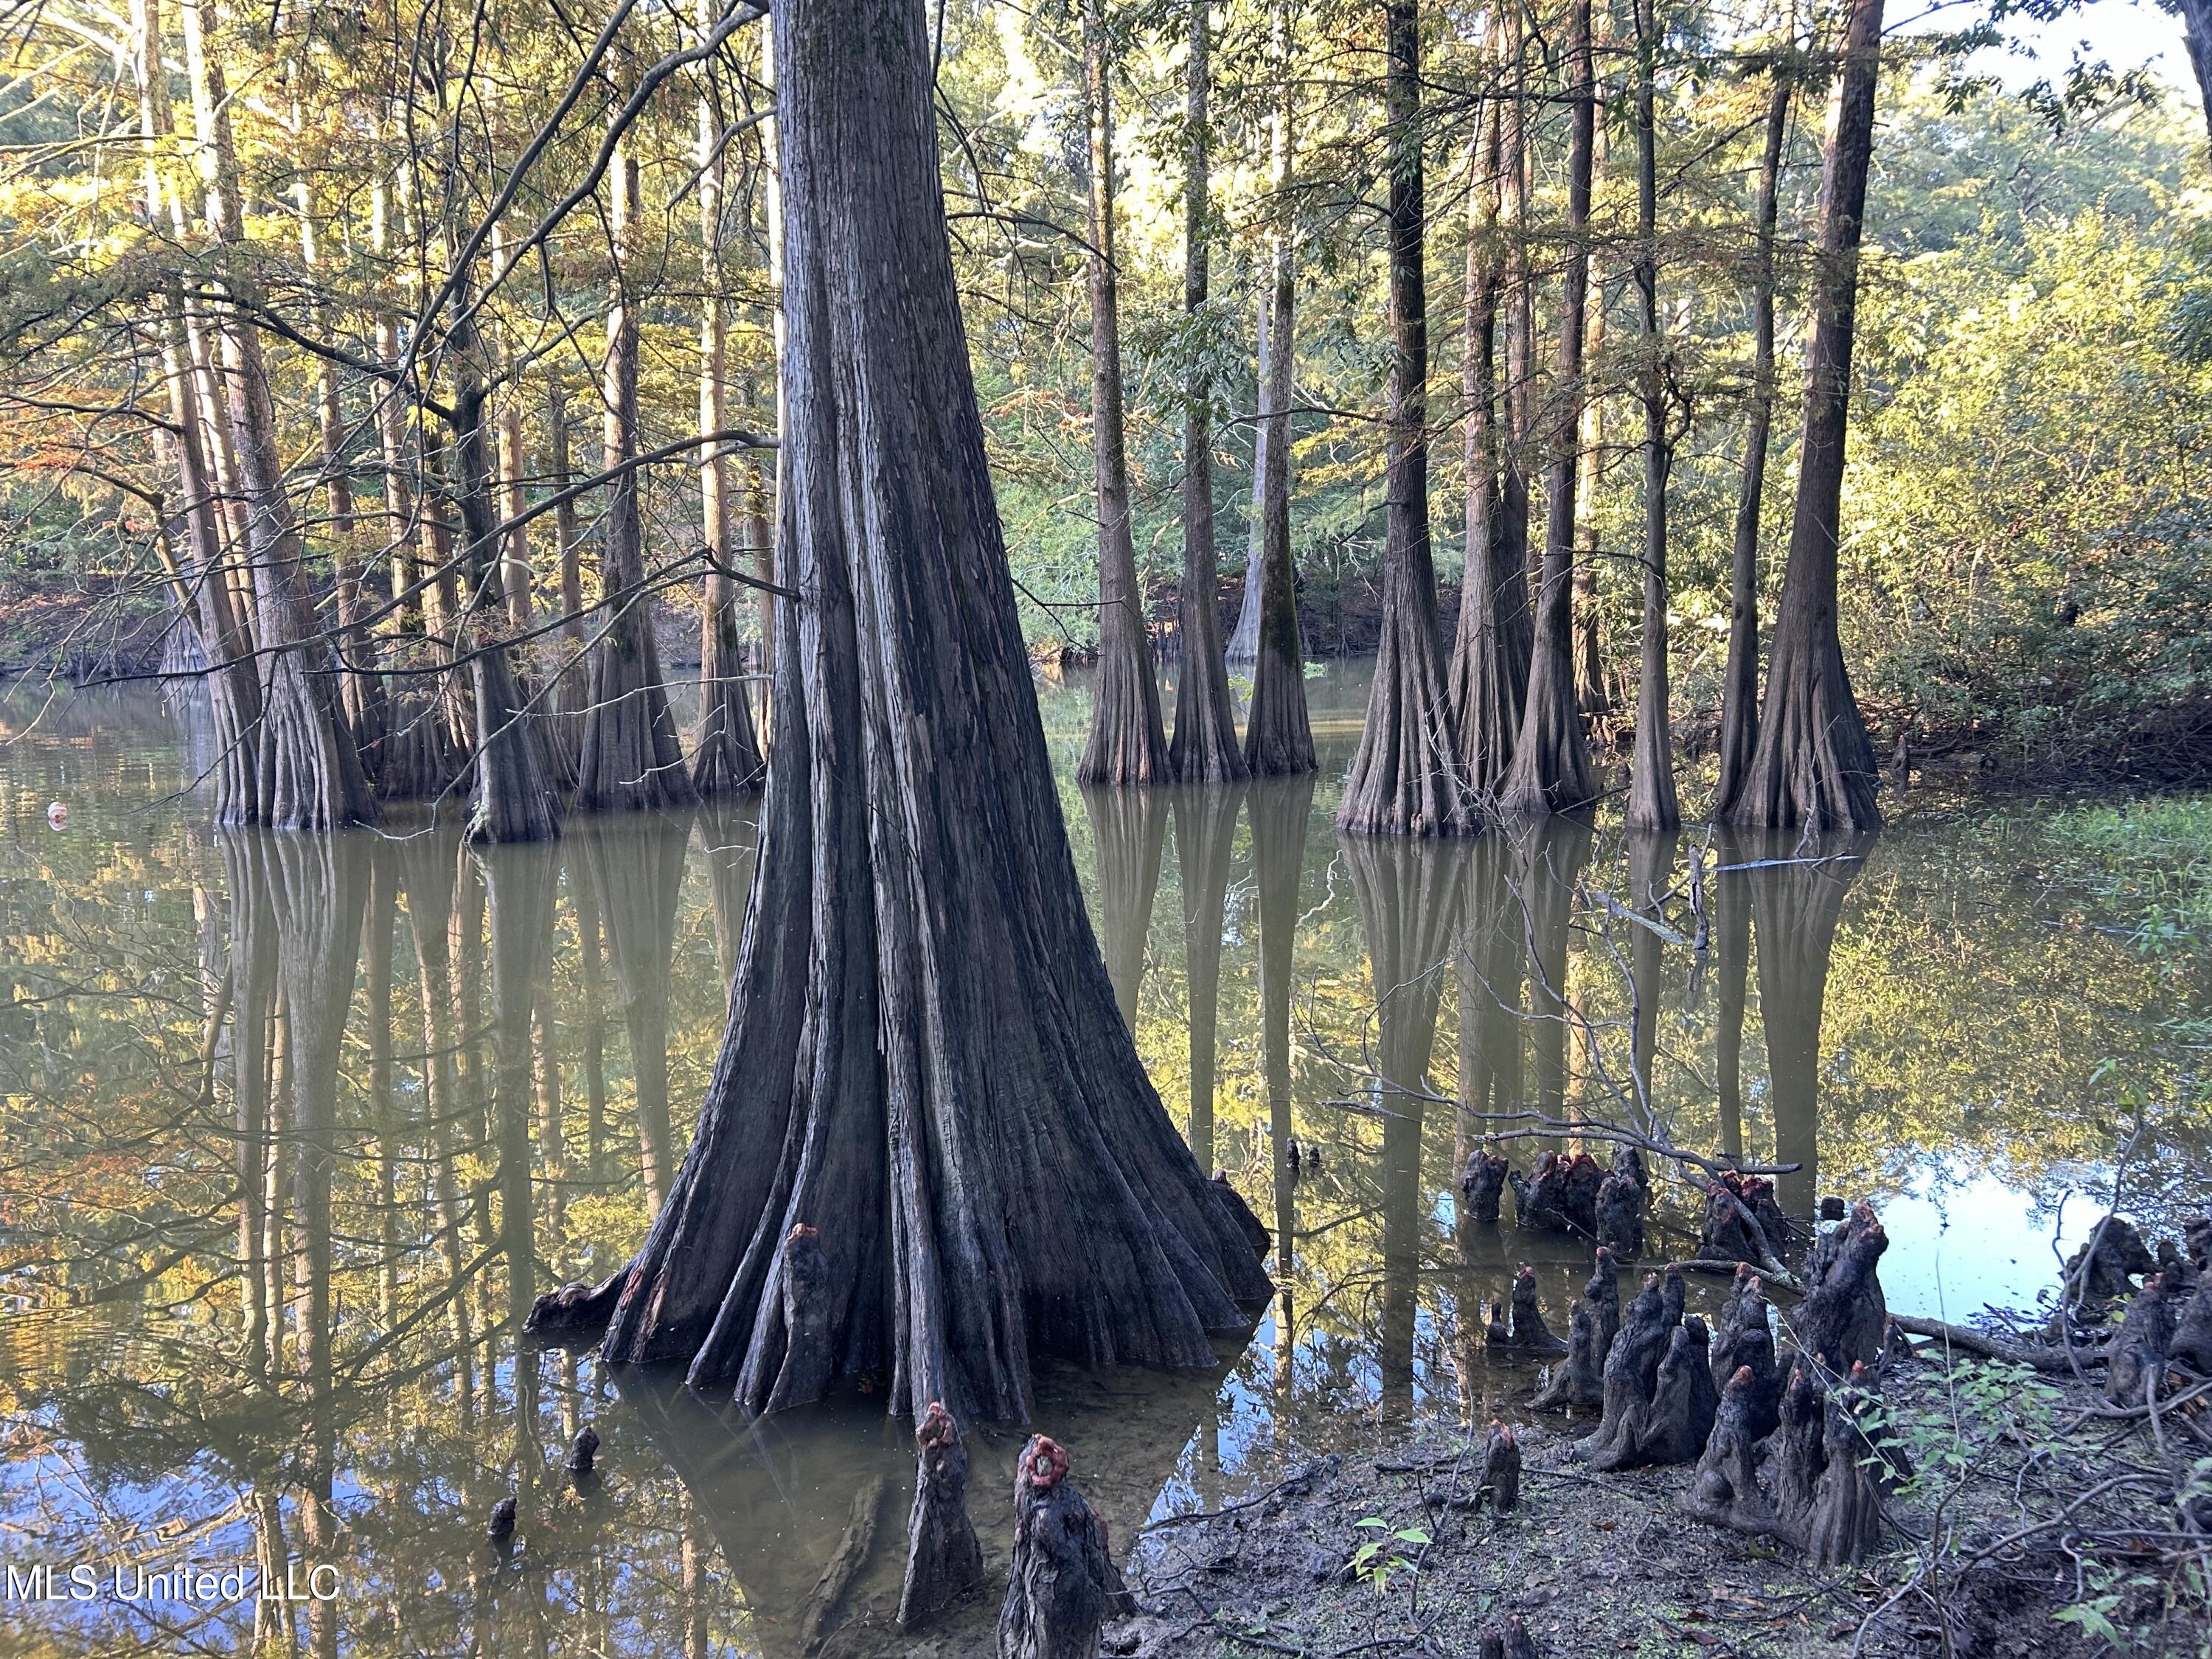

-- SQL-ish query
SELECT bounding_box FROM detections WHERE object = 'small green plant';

[1346,1516,1429,1597]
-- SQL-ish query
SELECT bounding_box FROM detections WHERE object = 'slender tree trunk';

[578,148,700,813]
[1624,0,1680,831]
[1724,0,1885,832]
[1167,0,1248,784]
[1714,73,1792,815]
[1447,97,1513,795]
[543,374,587,787]
[2177,0,2212,152]
[1499,0,1599,817]
[1225,295,1268,666]
[370,161,421,636]
[531,0,1272,1423]
[1340,0,1472,835]
[1078,0,1172,786]
[1572,115,1610,726]
[1496,5,1535,706]
[181,0,375,830]
[490,225,534,632]
[1242,3,1315,778]
[692,15,768,797]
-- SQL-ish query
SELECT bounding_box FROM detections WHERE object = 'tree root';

[900,1402,984,1631]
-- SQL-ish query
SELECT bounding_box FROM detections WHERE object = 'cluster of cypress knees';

[2087,1214,2212,1411]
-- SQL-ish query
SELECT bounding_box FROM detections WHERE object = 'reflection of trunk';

[181,0,375,831]
[1345,835,1462,1418]
[578,817,692,1220]
[221,834,277,1366]
[1510,818,1595,1130]
[400,832,477,1394]
[698,803,764,988]
[1499,0,1599,818]
[1082,785,1168,1033]
[578,150,700,815]
[1077,0,1171,787]
[1251,774,1313,1391]
[1724,0,1885,833]
[1625,832,1677,1129]
[1714,75,1791,814]
[547,0,1272,1425]
[1455,835,1523,1257]
[1172,785,1243,1169]
[364,841,403,1333]
[1340,0,1472,838]
[1713,838,1752,1163]
[571,847,612,1183]
[1241,7,1315,778]
[1448,92,1529,794]
[1166,1,1246,785]
[1749,835,1871,1218]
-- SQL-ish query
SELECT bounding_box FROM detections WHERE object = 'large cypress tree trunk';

[531,0,1273,1422]
[1078,0,1172,786]
[1714,73,1790,815]
[1447,95,1525,796]
[1724,0,1885,832]
[1242,3,1315,779]
[181,0,375,832]
[692,11,768,798]
[1340,0,1473,838]
[1499,0,1599,817]
[1624,0,1680,832]
[131,0,262,827]
[578,149,702,815]
[1166,0,1247,785]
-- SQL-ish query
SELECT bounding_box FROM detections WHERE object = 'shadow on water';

[1,675,2206,1655]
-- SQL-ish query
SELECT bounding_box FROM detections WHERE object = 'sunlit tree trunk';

[1242,1,1315,778]
[1624,0,1680,831]
[1166,0,1247,784]
[1499,0,1599,817]
[1077,0,1172,786]
[181,0,375,830]
[692,9,768,797]
[1725,0,1885,832]
[1340,0,1472,836]
[2177,0,2212,151]
[578,148,699,813]
[1714,72,1791,815]
[1224,294,1267,666]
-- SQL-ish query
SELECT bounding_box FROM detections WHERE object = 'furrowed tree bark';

[577,147,701,815]
[1499,0,1599,817]
[1340,0,1475,838]
[1448,93,1528,796]
[1242,5,1315,779]
[1723,0,1885,832]
[532,0,1273,1424]
[1624,0,1680,831]
[692,12,768,799]
[2177,0,2212,153]
[181,0,376,832]
[1166,0,1247,785]
[1078,0,1172,787]
[1714,70,1790,815]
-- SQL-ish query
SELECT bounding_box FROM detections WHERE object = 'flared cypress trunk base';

[576,617,699,814]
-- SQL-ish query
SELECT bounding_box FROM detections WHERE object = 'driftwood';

[1000,1436,1115,1659]
[1461,1151,1509,1224]
[2105,1274,2174,1407]
[801,1472,886,1649]
[899,1402,984,1631]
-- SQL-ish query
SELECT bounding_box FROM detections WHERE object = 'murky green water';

[1,666,2205,1657]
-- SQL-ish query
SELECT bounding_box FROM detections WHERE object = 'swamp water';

[0,663,2205,1658]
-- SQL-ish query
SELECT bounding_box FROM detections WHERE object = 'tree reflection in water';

[1,682,2205,1658]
